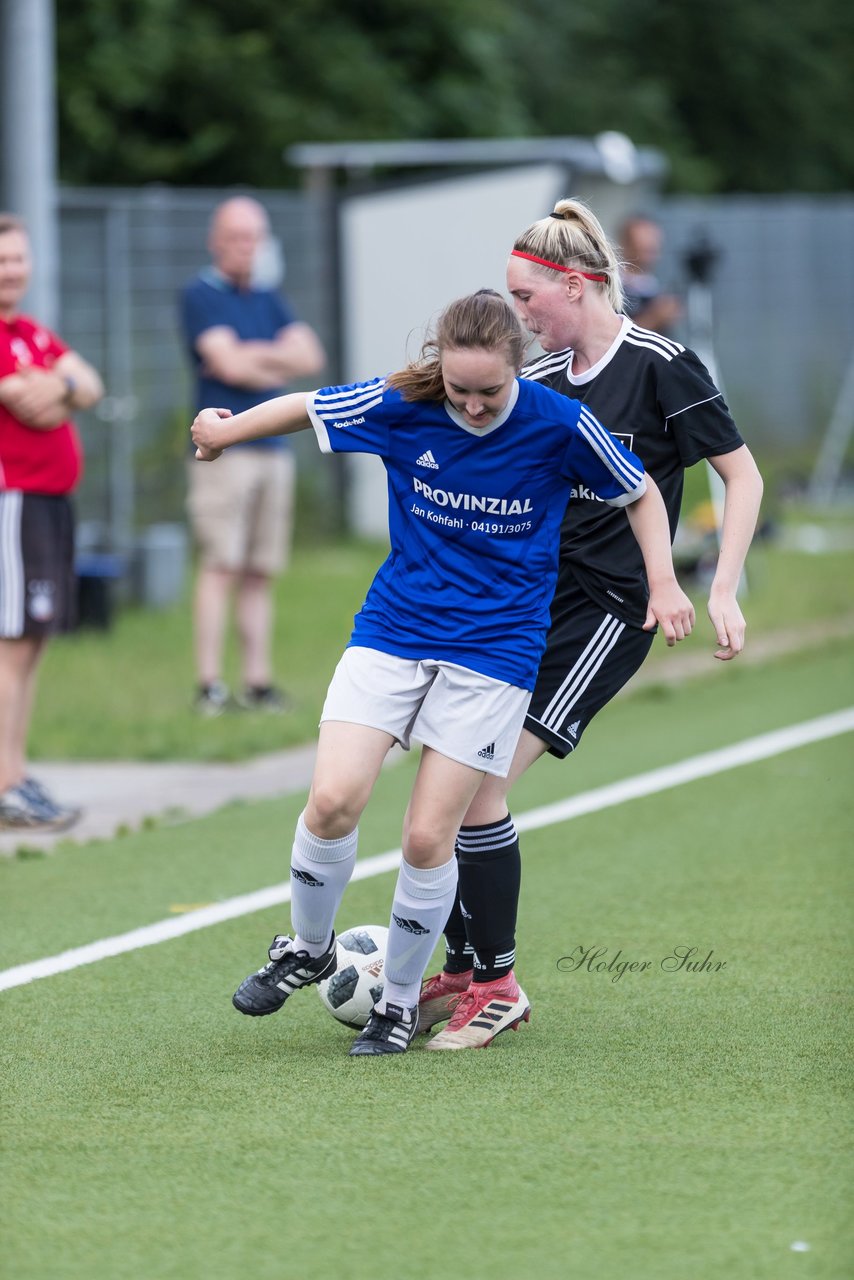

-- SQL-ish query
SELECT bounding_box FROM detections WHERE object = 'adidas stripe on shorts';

[321,646,531,777]
[525,585,654,759]
[0,491,76,639]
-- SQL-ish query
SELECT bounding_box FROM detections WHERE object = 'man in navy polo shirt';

[180,196,326,714]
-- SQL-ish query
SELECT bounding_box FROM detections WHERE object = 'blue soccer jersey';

[308,377,646,689]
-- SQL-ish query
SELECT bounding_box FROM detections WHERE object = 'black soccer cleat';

[349,1001,419,1056]
[232,933,337,1016]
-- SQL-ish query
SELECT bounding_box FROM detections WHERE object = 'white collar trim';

[561,315,632,385]
[443,378,520,436]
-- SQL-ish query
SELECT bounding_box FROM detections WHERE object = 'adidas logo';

[567,721,581,740]
[469,1000,516,1029]
[416,449,439,469]
[477,742,495,760]
[392,914,429,935]
[291,868,324,887]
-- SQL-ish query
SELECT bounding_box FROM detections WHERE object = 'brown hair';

[0,213,26,237]
[387,289,527,402]
[513,198,624,312]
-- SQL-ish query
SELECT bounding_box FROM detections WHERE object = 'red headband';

[510,249,607,283]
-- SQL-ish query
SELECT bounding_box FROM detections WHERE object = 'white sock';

[290,812,357,957]
[381,857,459,1009]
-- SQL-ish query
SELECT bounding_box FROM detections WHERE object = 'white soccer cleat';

[425,972,531,1050]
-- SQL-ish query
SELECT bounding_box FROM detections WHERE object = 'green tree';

[506,0,854,192]
[56,0,527,186]
[56,0,854,192]
[632,0,854,192]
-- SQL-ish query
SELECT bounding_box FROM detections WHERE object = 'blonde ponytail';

[513,198,624,311]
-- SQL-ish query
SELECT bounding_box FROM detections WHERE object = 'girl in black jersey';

[421,199,764,1051]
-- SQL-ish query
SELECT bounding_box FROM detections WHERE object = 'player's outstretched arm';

[705,445,764,660]
[625,475,696,646]
[192,390,312,460]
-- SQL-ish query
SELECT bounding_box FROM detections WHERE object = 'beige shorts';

[320,646,532,777]
[187,448,295,575]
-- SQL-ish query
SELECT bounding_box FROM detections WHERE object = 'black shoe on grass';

[193,681,231,717]
[349,1001,419,1056]
[236,685,293,714]
[233,933,337,1016]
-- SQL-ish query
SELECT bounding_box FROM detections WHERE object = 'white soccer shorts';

[320,646,531,777]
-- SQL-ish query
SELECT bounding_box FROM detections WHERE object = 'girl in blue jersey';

[191,289,694,1056]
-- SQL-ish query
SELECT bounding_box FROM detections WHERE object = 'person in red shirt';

[0,213,104,831]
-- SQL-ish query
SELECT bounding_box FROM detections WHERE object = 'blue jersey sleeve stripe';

[579,404,644,485]
[605,477,647,507]
[316,393,385,424]
[313,375,386,398]
[313,386,384,411]
[313,379,386,412]
[577,406,645,490]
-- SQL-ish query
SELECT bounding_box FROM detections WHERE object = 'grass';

[31,539,383,762]
[28,512,854,763]
[2,641,853,1279]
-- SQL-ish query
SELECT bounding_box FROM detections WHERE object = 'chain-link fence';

[59,186,339,559]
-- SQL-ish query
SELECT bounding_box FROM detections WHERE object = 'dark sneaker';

[193,681,231,717]
[21,776,83,828]
[236,684,293,714]
[232,933,337,1016]
[0,781,80,833]
[349,1000,419,1056]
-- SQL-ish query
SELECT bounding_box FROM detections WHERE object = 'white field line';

[1,707,852,994]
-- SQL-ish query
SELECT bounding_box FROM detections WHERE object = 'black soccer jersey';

[522,316,744,626]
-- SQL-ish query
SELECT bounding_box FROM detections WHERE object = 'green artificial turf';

[2,642,852,1279]
[25,524,854,763]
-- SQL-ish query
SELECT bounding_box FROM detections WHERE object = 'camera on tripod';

[682,231,721,285]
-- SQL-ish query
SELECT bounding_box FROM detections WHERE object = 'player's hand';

[707,585,746,660]
[191,406,232,461]
[643,580,696,646]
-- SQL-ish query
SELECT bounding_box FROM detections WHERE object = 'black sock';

[456,814,520,983]
[442,877,475,974]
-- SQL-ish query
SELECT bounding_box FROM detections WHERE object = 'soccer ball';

[316,924,388,1029]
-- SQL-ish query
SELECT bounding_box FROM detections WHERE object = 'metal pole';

[1,0,59,328]
[682,235,749,593]
[100,203,136,557]
[807,347,854,505]
[685,278,728,534]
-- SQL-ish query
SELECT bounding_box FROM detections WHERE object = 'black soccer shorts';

[525,585,655,759]
[0,491,76,639]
